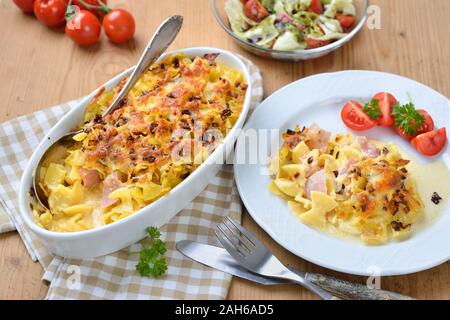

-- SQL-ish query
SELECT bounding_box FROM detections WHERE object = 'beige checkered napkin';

[0,56,263,299]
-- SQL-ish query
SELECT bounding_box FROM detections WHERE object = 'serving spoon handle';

[103,15,183,117]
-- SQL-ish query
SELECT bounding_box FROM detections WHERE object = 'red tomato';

[395,109,435,140]
[65,10,101,46]
[102,9,135,43]
[240,0,249,3]
[72,0,108,19]
[341,101,378,131]
[308,0,324,14]
[411,128,447,156]
[243,0,269,22]
[305,36,331,49]
[336,14,355,28]
[372,92,397,127]
[33,0,67,27]
[13,0,35,13]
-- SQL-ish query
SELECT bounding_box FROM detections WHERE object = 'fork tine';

[222,219,255,249]
[214,229,246,260]
[217,223,251,254]
[224,216,261,247]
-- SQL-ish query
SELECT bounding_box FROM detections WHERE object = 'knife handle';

[304,272,415,300]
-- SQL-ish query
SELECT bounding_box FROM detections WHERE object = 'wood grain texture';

[0,0,449,300]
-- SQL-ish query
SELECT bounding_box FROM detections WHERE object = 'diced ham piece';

[101,172,123,210]
[203,53,220,64]
[357,136,380,158]
[79,168,101,188]
[306,124,331,152]
[339,158,358,177]
[305,169,327,200]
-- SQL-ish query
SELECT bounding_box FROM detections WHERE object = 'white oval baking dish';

[19,47,252,258]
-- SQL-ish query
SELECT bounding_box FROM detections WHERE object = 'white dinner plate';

[234,70,450,276]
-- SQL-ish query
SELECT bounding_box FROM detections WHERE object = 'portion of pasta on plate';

[32,53,248,232]
[269,124,424,245]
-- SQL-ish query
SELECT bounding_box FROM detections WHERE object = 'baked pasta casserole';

[32,53,248,232]
[269,124,424,245]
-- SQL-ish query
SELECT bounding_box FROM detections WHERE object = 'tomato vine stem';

[76,0,111,13]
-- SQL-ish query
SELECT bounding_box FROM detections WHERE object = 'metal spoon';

[32,15,183,209]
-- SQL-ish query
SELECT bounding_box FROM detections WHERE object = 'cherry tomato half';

[372,92,397,127]
[336,14,355,29]
[341,100,378,131]
[13,0,35,13]
[72,0,108,19]
[34,0,67,27]
[65,10,101,46]
[102,8,135,44]
[243,0,269,22]
[411,128,447,156]
[395,109,435,140]
[308,0,324,14]
[305,36,331,49]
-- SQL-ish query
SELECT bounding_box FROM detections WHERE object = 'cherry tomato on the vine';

[103,9,135,44]
[34,0,68,27]
[65,10,101,46]
[13,0,36,13]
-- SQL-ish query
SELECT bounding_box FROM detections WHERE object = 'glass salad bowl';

[211,0,369,61]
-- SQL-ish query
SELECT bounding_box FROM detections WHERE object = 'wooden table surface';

[1,0,449,300]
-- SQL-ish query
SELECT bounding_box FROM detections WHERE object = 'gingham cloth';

[0,56,263,299]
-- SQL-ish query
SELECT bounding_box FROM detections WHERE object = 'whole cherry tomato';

[72,0,108,19]
[65,10,101,46]
[33,0,68,27]
[13,0,35,13]
[103,9,135,43]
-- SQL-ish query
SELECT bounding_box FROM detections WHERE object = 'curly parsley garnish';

[363,99,381,120]
[392,102,425,135]
[136,226,168,278]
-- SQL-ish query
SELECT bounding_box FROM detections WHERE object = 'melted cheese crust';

[33,53,247,232]
[269,125,424,245]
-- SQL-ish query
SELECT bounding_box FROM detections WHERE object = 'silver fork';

[215,217,339,300]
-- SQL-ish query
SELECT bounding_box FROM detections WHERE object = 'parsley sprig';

[392,102,425,135]
[135,226,168,278]
[363,99,382,120]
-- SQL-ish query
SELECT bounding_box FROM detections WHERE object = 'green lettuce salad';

[225,0,356,50]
